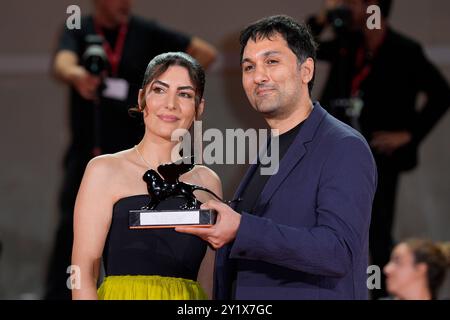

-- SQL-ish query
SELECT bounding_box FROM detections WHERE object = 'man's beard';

[256,94,295,120]
[254,90,300,121]
[253,89,282,116]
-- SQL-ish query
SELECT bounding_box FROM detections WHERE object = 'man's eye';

[179,92,193,98]
[243,65,254,72]
[267,59,278,65]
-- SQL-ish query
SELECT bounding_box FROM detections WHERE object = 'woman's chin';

[147,124,185,140]
[385,283,398,296]
[156,129,184,142]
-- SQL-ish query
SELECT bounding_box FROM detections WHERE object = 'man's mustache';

[255,84,276,94]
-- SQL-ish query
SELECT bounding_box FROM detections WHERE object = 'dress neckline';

[113,194,148,208]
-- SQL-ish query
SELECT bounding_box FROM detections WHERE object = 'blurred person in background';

[46,0,217,300]
[308,0,450,298]
[384,238,450,300]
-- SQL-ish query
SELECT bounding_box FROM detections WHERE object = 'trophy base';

[129,209,217,229]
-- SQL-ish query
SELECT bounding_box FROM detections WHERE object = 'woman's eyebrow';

[153,80,194,91]
[153,80,169,88]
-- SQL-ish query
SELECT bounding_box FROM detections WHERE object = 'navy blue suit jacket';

[214,102,377,300]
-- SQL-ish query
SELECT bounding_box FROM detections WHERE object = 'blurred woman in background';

[384,238,450,300]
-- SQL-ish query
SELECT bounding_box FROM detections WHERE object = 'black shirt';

[235,120,304,215]
[57,15,191,161]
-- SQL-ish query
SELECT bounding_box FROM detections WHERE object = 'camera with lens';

[326,5,352,33]
[82,34,108,76]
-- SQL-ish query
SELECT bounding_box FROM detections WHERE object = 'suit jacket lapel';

[253,103,328,216]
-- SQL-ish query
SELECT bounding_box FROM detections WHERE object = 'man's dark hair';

[239,15,318,95]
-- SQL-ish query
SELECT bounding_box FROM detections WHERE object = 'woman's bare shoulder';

[189,165,222,196]
[191,165,221,185]
[84,149,134,180]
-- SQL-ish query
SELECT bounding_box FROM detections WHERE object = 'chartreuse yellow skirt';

[97,275,208,300]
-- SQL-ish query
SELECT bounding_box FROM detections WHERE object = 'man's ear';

[196,98,205,120]
[301,57,315,86]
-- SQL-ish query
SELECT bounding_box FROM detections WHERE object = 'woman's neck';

[398,284,432,300]
[136,133,182,168]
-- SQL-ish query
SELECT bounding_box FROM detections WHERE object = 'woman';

[71,52,222,300]
[384,238,450,300]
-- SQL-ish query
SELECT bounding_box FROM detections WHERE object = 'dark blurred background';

[0,0,449,299]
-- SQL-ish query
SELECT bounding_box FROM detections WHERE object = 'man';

[45,0,217,299]
[177,15,377,300]
[308,0,450,298]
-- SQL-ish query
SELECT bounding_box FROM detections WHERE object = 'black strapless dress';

[97,195,209,300]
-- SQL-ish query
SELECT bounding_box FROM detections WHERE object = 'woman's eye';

[153,87,164,93]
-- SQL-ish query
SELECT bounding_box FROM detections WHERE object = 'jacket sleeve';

[229,136,377,277]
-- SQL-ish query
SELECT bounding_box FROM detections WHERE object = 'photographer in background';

[45,0,217,300]
[308,0,450,299]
